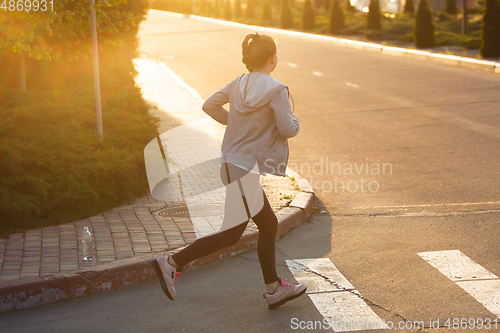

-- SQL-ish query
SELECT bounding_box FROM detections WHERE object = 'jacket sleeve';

[202,82,231,125]
[270,87,299,138]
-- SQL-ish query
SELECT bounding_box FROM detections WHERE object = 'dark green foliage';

[246,0,256,19]
[480,0,500,57]
[435,31,481,49]
[302,0,316,30]
[444,0,458,15]
[329,0,345,34]
[366,0,382,30]
[0,87,159,236]
[414,0,435,47]
[280,0,295,28]
[235,0,243,17]
[224,0,233,19]
[404,0,414,14]
[262,0,273,20]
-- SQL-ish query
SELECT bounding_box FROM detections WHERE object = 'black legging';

[171,163,279,284]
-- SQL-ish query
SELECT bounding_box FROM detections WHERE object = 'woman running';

[153,32,306,309]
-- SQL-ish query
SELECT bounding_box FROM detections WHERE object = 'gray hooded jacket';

[202,72,299,176]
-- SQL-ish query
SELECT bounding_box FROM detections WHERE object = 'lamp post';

[90,0,103,140]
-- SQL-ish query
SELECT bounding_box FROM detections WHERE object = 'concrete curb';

[0,169,314,313]
[151,10,500,75]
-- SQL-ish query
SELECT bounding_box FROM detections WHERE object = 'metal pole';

[90,0,103,140]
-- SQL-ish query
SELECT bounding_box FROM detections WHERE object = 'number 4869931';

[1,0,53,11]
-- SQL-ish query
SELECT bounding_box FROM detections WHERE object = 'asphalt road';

[1,10,499,333]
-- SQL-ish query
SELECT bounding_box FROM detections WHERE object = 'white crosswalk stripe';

[418,250,500,319]
[286,258,386,332]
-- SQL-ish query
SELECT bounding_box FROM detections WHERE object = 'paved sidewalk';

[0,58,314,313]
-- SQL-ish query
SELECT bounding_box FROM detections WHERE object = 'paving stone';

[20,266,40,273]
[41,257,59,263]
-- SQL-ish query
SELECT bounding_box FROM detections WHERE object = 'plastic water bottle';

[82,227,93,261]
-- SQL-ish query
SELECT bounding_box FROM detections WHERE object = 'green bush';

[262,0,273,20]
[364,14,414,41]
[329,0,345,34]
[302,0,316,30]
[444,0,458,15]
[480,0,500,58]
[366,0,382,31]
[414,0,435,47]
[435,31,482,49]
[404,0,414,15]
[0,86,159,237]
[280,0,295,28]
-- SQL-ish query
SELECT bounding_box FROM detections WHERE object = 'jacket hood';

[234,72,287,113]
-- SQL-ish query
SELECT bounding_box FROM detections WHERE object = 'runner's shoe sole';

[152,259,175,300]
[268,286,307,309]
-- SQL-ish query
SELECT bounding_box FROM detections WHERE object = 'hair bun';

[241,33,276,72]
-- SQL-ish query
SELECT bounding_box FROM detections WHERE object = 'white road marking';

[286,258,386,331]
[287,62,298,68]
[346,82,359,88]
[312,71,324,76]
[419,250,500,318]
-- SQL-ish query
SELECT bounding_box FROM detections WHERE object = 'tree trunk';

[462,0,467,35]
[20,52,26,91]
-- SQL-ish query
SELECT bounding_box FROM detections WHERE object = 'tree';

[480,0,500,58]
[0,0,147,90]
[0,11,54,90]
[246,0,257,19]
[444,0,458,15]
[346,0,355,12]
[414,0,435,48]
[280,0,294,28]
[329,0,345,34]
[262,0,273,20]
[223,0,233,19]
[366,0,382,30]
[235,0,243,17]
[324,0,331,11]
[302,0,316,30]
[404,0,414,15]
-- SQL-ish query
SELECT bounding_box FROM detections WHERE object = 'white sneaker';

[152,254,180,300]
[263,278,307,309]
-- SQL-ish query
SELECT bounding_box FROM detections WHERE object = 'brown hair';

[241,33,276,72]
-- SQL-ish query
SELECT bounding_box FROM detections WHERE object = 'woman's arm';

[202,83,231,125]
[270,88,299,138]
